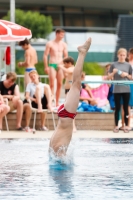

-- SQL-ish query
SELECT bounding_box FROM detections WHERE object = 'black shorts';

[65,89,70,94]
[23,95,48,109]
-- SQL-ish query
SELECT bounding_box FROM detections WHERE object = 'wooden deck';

[3,112,114,130]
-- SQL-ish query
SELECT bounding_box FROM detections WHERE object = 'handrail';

[17,75,49,78]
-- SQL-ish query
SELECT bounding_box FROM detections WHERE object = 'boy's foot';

[47,104,54,112]
[39,126,49,131]
[119,126,124,130]
[113,127,119,133]
[23,127,33,132]
[77,37,92,54]
[123,129,129,133]
[16,127,23,131]
[37,109,43,113]
[73,128,77,133]
[126,115,133,118]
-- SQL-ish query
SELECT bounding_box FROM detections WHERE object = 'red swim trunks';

[57,104,77,119]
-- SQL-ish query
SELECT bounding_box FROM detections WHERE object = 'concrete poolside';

[0,130,133,138]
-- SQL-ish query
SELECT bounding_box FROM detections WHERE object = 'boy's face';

[64,62,71,68]
[117,51,127,61]
[6,78,15,87]
[21,44,28,50]
[29,72,38,82]
[56,32,65,40]
[106,65,110,72]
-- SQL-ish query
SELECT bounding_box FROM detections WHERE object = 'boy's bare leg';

[23,103,32,127]
[121,106,125,129]
[24,71,31,88]
[73,119,77,132]
[127,106,131,128]
[0,105,10,129]
[64,38,92,113]
[35,85,43,112]
[40,112,46,127]
[49,68,56,97]
[12,97,23,128]
[56,69,64,106]
[44,85,53,111]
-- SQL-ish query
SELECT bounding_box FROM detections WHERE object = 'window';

[64,14,83,26]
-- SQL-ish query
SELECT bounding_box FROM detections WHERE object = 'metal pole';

[10,0,15,72]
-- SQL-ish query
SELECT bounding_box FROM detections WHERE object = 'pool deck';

[0,130,133,138]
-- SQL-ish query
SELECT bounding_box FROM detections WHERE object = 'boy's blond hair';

[29,70,38,76]
[117,48,127,55]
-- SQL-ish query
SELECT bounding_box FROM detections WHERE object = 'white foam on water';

[49,144,74,169]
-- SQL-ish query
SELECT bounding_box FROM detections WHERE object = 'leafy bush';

[83,62,105,75]
[16,61,104,76]
[15,61,105,92]
[3,9,53,38]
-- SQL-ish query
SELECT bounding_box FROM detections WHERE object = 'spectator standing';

[108,48,132,133]
[18,39,38,87]
[43,29,68,106]
[120,48,133,130]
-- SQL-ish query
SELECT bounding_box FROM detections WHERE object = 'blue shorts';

[25,68,36,72]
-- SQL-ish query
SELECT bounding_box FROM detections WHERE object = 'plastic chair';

[27,99,56,133]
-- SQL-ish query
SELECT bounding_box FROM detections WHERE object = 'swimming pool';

[0,138,133,200]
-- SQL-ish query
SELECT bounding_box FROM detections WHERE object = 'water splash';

[49,145,74,170]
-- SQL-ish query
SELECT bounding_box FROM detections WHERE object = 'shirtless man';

[43,29,68,106]
[49,37,91,157]
[18,38,38,87]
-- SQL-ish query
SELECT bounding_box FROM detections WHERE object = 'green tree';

[2,9,53,38]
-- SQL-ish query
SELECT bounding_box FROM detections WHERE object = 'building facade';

[0,0,133,33]
[1,0,133,63]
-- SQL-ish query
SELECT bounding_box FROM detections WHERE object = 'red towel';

[3,46,11,65]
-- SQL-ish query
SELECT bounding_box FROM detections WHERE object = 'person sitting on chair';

[80,72,98,106]
[0,72,23,130]
[0,94,10,133]
[25,69,53,131]
[49,37,91,157]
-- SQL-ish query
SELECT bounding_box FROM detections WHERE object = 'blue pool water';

[0,138,133,200]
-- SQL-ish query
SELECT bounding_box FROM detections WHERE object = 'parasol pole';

[10,0,15,72]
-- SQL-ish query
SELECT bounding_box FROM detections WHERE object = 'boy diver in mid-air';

[49,37,92,157]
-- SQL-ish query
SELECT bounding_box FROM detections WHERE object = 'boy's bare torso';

[25,46,38,68]
[49,40,66,64]
[64,66,75,89]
